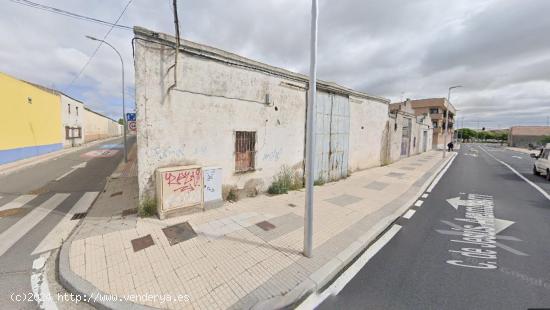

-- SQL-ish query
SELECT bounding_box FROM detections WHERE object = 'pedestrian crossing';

[0,194,36,212]
[0,191,98,258]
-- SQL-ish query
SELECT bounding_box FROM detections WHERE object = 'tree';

[118,118,124,125]
[540,136,550,145]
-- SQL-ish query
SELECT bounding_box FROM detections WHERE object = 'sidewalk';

[0,136,122,176]
[59,150,455,310]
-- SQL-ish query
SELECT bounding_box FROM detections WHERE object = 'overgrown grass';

[268,166,303,195]
[314,178,325,186]
[139,197,157,217]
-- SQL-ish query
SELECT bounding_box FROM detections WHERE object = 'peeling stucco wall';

[134,27,392,200]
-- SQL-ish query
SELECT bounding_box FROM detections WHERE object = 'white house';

[133,26,393,201]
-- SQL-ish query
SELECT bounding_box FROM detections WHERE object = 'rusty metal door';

[400,118,412,157]
[314,92,350,182]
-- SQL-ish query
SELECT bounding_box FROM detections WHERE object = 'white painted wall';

[134,28,391,200]
[60,95,84,147]
[83,109,122,143]
[349,97,389,171]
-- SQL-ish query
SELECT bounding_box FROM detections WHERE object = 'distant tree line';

[456,128,509,142]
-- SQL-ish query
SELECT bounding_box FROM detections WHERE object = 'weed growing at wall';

[268,165,303,195]
[139,197,157,217]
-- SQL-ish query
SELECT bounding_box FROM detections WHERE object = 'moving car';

[532,143,550,181]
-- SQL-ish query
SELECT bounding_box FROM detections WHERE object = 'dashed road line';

[402,209,416,219]
[427,153,457,193]
[414,200,424,207]
[421,193,428,199]
[296,225,402,309]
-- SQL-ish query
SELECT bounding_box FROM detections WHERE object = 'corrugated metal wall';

[314,91,350,182]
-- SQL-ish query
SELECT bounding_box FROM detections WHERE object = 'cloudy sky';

[1,0,549,128]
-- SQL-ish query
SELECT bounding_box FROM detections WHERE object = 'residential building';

[83,108,123,143]
[0,72,62,164]
[410,98,456,149]
[60,94,85,147]
[134,26,394,201]
[508,126,550,148]
[388,100,433,162]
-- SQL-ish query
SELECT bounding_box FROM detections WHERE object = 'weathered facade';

[134,27,392,200]
[386,100,433,163]
[508,126,550,147]
[410,98,455,149]
[83,108,122,143]
[60,94,85,147]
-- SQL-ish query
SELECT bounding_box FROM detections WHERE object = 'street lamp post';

[85,35,127,163]
[303,0,318,258]
[443,85,462,158]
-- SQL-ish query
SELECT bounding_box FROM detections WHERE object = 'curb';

[256,152,458,310]
[58,152,457,310]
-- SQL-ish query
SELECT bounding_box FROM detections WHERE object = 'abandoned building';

[133,26,432,202]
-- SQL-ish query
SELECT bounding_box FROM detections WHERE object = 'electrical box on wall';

[155,165,203,219]
[203,167,222,207]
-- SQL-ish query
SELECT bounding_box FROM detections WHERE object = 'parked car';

[532,143,550,181]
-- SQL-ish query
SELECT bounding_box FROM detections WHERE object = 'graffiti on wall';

[159,166,202,211]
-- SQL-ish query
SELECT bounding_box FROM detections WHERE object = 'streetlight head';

[450,85,463,90]
[85,35,98,41]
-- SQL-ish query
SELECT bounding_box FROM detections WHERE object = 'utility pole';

[86,35,127,162]
[443,85,462,158]
[303,0,318,258]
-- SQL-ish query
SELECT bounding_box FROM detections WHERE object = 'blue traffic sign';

[126,113,136,121]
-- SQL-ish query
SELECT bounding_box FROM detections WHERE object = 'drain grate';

[110,191,123,197]
[71,212,87,220]
[162,222,197,246]
[131,234,155,252]
[121,208,138,217]
[256,221,276,231]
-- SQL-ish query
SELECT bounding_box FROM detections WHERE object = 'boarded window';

[65,126,70,139]
[235,131,256,172]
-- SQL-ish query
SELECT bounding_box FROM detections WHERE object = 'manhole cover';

[256,221,276,231]
[71,212,87,220]
[162,222,197,246]
[131,234,155,252]
[0,208,25,217]
[121,208,138,217]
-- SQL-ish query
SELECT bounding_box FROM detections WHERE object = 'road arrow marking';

[55,162,87,181]
[446,197,471,209]
[494,218,514,234]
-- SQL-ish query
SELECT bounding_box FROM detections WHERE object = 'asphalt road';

[318,143,550,310]
[0,137,133,310]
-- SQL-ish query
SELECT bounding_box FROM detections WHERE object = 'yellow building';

[0,72,63,164]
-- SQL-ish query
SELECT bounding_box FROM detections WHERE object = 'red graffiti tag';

[164,169,202,193]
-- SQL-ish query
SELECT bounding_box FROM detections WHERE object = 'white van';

[532,143,550,181]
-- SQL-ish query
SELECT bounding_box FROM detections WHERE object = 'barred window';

[235,131,256,172]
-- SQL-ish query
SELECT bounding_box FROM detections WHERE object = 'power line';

[68,0,133,87]
[7,0,132,30]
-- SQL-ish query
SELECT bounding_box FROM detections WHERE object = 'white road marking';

[31,252,58,310]
[414,200,424,207]
[296,225,402,310]
[494,219,515,234]
[32,192,98,255]
[0,194,37,212]
[402,209,416,219]
[421,193,428,199]
[479,146,550,201]
[55,162,87,181]
[512,155,522,159]
[0,194,69,257]
[426,153,457,193]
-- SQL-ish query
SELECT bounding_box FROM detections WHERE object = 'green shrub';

[139,197,157,217]
[268,166,303,195]
[226,187,239,202]
[314,178,325,186]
